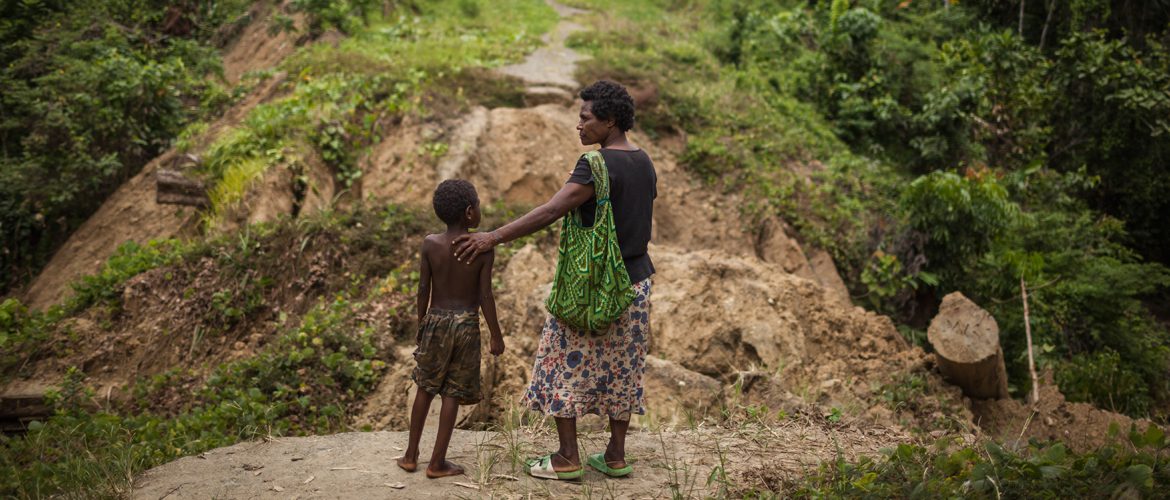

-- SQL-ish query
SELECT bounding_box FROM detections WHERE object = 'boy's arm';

[416,239,432,336]
[478,251,504,356]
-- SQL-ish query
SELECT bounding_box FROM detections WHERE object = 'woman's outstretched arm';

[452,181,594,263]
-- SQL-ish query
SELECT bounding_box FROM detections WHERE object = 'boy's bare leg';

[551,416,581,470]
[398,388,435,472]
[425,395,465,478]
[605,418,629,468]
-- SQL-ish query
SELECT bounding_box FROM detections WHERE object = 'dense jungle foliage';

[570,0,1170,418]
[0,0,250,291]
[702,0,1170,418]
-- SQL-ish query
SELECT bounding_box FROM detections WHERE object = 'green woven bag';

[545,151,637,332]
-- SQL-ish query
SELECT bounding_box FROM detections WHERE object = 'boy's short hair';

[580,80,635,132]
[432,179,479,225]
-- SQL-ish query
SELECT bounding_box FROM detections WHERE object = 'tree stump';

[927,292,1011,400]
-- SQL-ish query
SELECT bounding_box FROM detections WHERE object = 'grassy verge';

[2,203,426,380]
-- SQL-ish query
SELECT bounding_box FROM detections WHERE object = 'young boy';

[397,179,504,479]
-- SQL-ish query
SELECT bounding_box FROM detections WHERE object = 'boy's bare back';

[421,232,493,311]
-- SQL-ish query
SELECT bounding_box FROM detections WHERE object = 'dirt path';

[497,0,588,105]
[133,420,907,499]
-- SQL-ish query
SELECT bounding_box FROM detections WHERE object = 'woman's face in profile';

[577,101,610,146]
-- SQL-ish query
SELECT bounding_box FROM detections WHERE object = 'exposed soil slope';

[221,2,304,85]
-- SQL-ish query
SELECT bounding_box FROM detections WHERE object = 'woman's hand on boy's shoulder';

[452,231,497,263]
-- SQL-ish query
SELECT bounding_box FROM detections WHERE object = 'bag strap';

[582,151,610,200]
[569,151,610,228]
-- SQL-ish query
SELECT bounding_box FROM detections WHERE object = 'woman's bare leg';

[605,418,629,468]
[551,416,581,470]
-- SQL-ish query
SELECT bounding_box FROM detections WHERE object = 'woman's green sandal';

[525,453,584,480]
[587,453,633,477]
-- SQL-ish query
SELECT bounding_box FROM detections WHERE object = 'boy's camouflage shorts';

[411,308,481,405]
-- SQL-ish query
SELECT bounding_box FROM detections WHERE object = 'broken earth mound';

[351,241,952,433]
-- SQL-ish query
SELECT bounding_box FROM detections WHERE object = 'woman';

[453,80,656,479]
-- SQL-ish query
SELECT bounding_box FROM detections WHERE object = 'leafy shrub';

[67,240,187,312]
[1058,350,1154,416]
[781,429,1168,497]
[860,250,936,315]
[963,168,1170,411]
[574,0,1170,417]
[290,0,382,36]
[899,169,1018,285]
[1046,32,1170,263]
[0,299,63,378]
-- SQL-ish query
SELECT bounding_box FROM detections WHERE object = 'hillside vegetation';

[567,0,1170,417]
[1,0,1168,498]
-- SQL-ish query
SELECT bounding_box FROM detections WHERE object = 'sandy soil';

[133,420,909,499]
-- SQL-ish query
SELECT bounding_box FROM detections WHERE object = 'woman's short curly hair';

[580,80,635,132]
[432,179,478,225]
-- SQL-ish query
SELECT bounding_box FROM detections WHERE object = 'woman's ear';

[465,205,474,221]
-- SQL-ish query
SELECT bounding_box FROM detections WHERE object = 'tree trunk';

[1019,0,1027,37]
[927,292,1011,400]
[1039,0,1056,51]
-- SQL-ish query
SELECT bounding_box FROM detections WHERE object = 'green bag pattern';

[545,151,637,332]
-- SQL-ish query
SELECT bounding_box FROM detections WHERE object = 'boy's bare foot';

[425,460,464,479]
[396,453,418,472]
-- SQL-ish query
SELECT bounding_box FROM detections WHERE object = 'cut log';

[0,384,54,433]
[156,165,208,207]
[927,292,1011,400]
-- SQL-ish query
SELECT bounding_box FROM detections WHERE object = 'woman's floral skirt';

[522,278,651,421]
